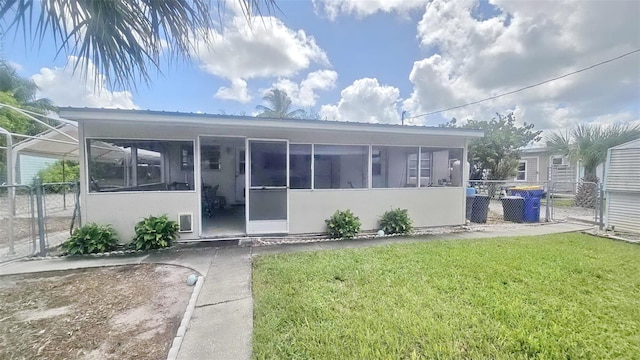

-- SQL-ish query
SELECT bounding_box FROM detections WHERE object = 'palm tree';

[546,123,640,180]
[0,60,56,112]
[546,123,640,207]
[1,0,277,90]
[256,89,306,119]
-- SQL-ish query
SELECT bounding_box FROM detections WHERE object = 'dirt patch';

[0,264,195,360]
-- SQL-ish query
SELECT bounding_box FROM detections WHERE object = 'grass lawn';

[253,233,640,359]
[542,197,575,207]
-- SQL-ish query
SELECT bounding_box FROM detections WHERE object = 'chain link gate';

[0,184,37,262]
[466,180,603,227]
[0,181,80,263]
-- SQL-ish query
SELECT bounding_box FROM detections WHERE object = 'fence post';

[545,183,551,222]
[599,183,605,230]
[7,185,15,255]
[34,179,47,256]
[30,186,37,255]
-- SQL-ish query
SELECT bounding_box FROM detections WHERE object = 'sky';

[4,0,640,132]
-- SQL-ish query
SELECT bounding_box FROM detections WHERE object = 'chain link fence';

[0,184,36,262]
[467,180,603,226]
[0,181,79,263]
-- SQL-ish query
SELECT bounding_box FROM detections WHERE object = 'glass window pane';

[420,148,464,187]
[314,145,368,189]
[290,144,311,189]
[372,146,419,188]
[250,141,287,187]
[87,139,194,192]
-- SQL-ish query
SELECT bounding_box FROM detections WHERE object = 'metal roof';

[58,107,485,138]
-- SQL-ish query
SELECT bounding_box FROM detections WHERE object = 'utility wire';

[406,48,640,120]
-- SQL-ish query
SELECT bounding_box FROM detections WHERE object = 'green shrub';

[61,223,118,255]
[131,214,179,250]
[325,209,361,239]
[379,208,413,235]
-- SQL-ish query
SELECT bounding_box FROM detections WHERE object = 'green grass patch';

[253,233,640,359]
[542,197,575,207]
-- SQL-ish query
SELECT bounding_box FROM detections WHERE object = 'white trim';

[515,159,528,181]
[60,108,485,138]
[84,137,197,195]
[368,144,373,189]
[246,138,289,234]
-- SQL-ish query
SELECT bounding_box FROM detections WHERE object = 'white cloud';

[319,78,400,123]
[192,13,329,102]
[269,70,338,107]
[314,0,426,20]
[214,78,252,103]
[404,0,640,129]
[31,56,138,109]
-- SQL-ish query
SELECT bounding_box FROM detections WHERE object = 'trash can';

[500,196,524,223]
[465,188,476,220]
[509,187,545,223]
[470,194,490,223]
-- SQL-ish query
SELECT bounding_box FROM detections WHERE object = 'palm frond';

[1,0,278,90]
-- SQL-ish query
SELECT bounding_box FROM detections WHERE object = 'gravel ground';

[0,264,194,360]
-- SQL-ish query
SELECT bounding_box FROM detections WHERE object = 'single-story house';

[604,138,640,234]
[58,107,484,240]
[518,147,604,195]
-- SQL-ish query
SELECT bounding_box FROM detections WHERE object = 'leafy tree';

[0,60,55,112]
[546,123,640,181]
[443,113,542,180]
[256,89,306,119]
[37,160,80,184]
[1,0,277,90]
[0,61,58,182]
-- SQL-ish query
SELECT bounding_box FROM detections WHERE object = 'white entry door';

[235,147,246,203]
[246,139,289,234]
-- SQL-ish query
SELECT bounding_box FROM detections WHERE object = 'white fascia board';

[59,108,485,138]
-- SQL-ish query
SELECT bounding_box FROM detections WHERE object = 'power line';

[406,48,640,120]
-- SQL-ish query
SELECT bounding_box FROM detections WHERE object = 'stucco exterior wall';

[84,191,199,241]
[289,188,465,234]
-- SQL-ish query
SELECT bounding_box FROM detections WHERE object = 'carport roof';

[13,123,80,160]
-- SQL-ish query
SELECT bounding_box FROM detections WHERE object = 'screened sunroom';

[60,108,483,240]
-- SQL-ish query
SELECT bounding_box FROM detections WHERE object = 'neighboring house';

[59,107,483,241]
[519,147,576,184]
[604,138,640,234]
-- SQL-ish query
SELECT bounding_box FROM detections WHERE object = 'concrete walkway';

[0,222,595,360]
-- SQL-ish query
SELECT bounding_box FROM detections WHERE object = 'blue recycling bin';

[509,187,545,223]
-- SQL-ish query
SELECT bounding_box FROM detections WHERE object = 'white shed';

[604,138,640,234]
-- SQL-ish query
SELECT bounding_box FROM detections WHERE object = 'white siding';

[605,138,640,234]
[606,192,640,234]
[606,149,640,192]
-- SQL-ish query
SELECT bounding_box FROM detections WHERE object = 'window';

[409,151,431,187]
[516,160,527,181]
[201,145,221,170]
[290,144,311,189]
[372,146,418,188]
[314,145,368,189]
[87,139,194,192]
[551,156,564,166]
